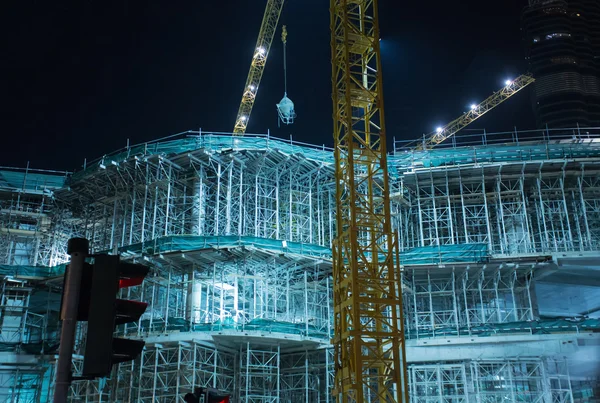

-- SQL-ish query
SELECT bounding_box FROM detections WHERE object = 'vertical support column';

[245,343,250,402]
[309,179,313,244]
[478,269,486,325]
[110,198,118,250]
[286,270,290,321]
[152,346,159,402]
[151,180,159,241]
[192,341,197,391]
[430,173,440,245]
[289,170,293,240]
[415,175,425,247]
[519,173,532,253]
[215,163,222,235]
[165,266,172,333]
[560,167,574,248]
[317,171,323,246]
[199,164,206,235]
[527,269,540,320]
[137,349,144,402]
[510,270,519,321]
[540,358,553,403]
[187,269,195,327]
[578,167,592,249]
[427,271,435,337]
[328,190,333,245]
[462,271,471,334]
[213,348,218,389]
[182,183,187,235]
[437,366,443,403]
[459,173,469,243]
[571,189,584,251]
[255,174,259,237]
[226,163,233,234]
[129,186,136,244]
[164,165,172,236]
[494,269,502,323]
[176,343,182,399]
[471,362,482,403]
[234,271,239,322]
[451,271,460,335]
[325,347,331,403]
[277,345,281,403]
[326,276,332,339]
[537,173,551,251]
[506,362,516,402]
[412,272,419,339]
[496,172,507,254]
[212,263,217,325]
[121,195,129,247]
[305,351,309,403]
[276,171,280,240]
[304,270,309,336]
[238,164,244,236]
[481,171,493,252]
[219,268,225,322]
[445,171,455,244]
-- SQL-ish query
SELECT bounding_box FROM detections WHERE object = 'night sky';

[4,0,534,172]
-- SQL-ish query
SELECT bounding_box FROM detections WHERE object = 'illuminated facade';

[0,129,598,402]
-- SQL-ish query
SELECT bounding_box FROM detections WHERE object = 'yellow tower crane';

[415,73,536,149]
[233,0,285,135]
[330,1,409,403]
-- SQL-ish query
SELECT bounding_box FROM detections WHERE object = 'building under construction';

[0,127,599,402]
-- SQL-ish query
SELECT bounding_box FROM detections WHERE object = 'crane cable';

[282,25,288,96]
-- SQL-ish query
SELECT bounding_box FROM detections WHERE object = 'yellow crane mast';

[233,0,285,135]
[330,1,409,402]
[416,73,536,149]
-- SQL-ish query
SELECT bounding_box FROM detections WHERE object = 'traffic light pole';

[54,238,89,403]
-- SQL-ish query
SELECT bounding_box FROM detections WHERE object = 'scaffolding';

[0,167,71,267]
[409,359,574,403]
[0,129,598,402]
[392,147,600,255]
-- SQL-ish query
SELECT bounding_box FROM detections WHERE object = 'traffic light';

[183,387,231,403]
[81,254,149,378]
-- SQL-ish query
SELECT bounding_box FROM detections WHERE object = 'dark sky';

[4,0,534,171]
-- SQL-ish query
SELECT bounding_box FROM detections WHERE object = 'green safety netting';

[115,235,488,265]
[392,141,600,170]
[400,243,488,265]
[116,235,333,259]
[138,317,330,339]
[137,317,599,342]
[0,170,67,192]
[408,318,600,339]
[70,133,600,183]
[73,134,335,181]
[0,264,66,278]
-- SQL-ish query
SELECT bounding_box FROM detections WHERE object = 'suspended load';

[276,25,296,126]
[277,94,296,125]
